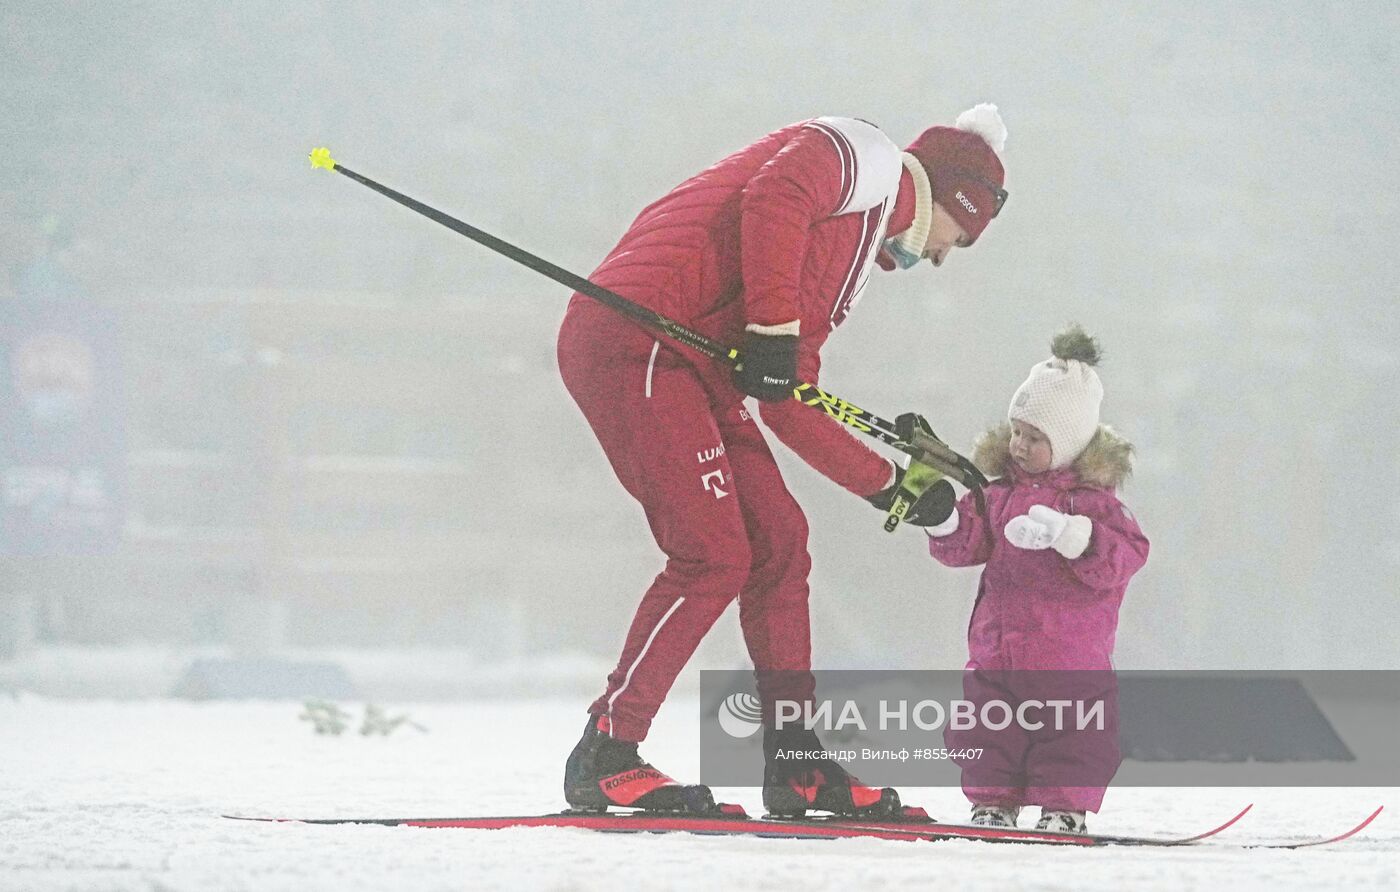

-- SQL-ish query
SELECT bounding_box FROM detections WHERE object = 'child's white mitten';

[1004,505,1092,558]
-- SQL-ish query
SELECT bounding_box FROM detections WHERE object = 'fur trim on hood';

[972,422,1135,489]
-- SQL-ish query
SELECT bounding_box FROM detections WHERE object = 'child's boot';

[1035,809,1088,834]
[970,804,1021,827]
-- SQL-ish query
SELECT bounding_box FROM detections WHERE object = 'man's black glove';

[867,464,957,527]
[734,331,799,402]
[894,411,935,446]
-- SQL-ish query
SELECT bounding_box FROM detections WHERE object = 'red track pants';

[558,302,816,742]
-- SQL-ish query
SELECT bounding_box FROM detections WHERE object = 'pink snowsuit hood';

[972,422,1136,489]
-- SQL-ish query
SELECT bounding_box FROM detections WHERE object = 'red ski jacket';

[572,117,918,497]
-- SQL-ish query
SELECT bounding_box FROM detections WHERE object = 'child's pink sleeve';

[926,490,994,567]
[1066,493,1149,588]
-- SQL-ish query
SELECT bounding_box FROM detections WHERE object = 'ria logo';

[717,692,763,738]
[955,190,979,215]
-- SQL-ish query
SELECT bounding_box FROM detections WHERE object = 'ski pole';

[306,147,989,499]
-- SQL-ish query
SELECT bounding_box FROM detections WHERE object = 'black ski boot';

[563,716,716,813]
[762,725,901,818]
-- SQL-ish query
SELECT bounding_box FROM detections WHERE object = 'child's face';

[1010,420,1053,474]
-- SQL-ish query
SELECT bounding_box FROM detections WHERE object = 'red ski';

[225,803,1256,848]
[1243,805,1385,850]
[802,803,1254,847]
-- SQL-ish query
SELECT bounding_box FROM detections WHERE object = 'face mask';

[881,237,924,270]
[881,153,935,271]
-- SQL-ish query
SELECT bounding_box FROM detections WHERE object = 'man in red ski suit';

[559,106,1010,816]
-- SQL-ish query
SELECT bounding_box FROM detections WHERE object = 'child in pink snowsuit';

[924,327,1149,834]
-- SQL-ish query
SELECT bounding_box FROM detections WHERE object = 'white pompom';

[955,103,1007,155]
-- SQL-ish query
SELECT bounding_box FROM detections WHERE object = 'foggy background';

[3,0,1397,695]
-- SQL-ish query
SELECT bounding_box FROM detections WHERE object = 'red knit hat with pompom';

[905,103,1007,244]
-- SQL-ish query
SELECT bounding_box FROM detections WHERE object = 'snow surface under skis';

[0,695,1395,891]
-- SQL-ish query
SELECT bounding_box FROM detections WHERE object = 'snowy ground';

[1,694,1395,892]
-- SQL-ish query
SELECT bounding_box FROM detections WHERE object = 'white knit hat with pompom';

[1008,325,1104,469]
